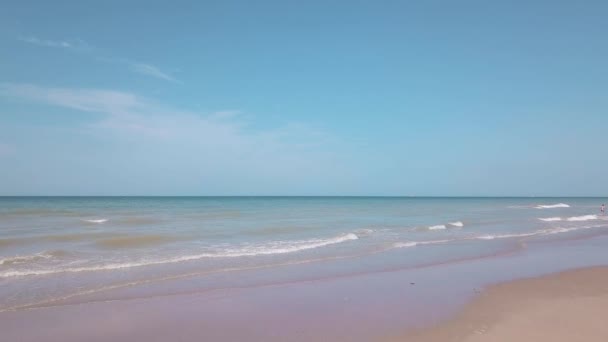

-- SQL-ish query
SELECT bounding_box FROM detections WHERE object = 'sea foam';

[393,223,608,249]
[393,239,452,248]
[205,233,359,258]
[566,215,598,222]
[0,251,62,266]
[0,233,360,278]
[474,232,538,240]
[82,219,108,224]
[535,203,570,209]
[538,217,562,222]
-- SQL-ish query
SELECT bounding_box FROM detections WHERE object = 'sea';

[1,196,607,314]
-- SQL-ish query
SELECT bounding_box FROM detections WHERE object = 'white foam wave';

[393,223,608,249]
[428,225,447,230]
[449,221,464,227]
[538,217,562,222]
[474,232,538,240]
[394,241,419,248]
[535,203,570,209]
[83,219,108,224]
[201,233,359,258]
[566,215,597,222]
[393,239,452,248]
[0,233,359,278]
[0,252,55,266]
[541,227,576,234]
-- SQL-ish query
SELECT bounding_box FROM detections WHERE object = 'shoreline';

[395,266,608,341]
[2,233,608,341]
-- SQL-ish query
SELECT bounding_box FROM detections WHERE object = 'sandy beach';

[3,256,608,341]
[2,198,608,341]
[397,266,608,342]
[3,0,608,340]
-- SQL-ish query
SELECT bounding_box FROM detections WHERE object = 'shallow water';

[1,196,606,311]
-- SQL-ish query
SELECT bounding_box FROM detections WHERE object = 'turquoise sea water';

[1,197,607,311]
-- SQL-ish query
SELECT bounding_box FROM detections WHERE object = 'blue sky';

[1,1,607,196]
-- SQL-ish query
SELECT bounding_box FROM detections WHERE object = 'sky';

[1,0,607,196]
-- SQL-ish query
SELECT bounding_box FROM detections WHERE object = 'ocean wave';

[566,215,597,222]
[393,241,419,248]
[474,232,538,240]
[423,221,463,230]
[428,225,447,230]
[82,219,108,224]
[393,239,451,248]
[394,223,608,248]
[538,217,562,222]
[0,233,360,278]
[203,233,359,258]
[535,203,570,209]
[541,227,576,234]
[0,250,66,266]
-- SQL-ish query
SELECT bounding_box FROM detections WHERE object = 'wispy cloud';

[19,36,90,51]
[0,83,336,148]
[17,36,178,83]
[0,83,142,114]
[0,83,353,194]
[128,62,179,83]
[0,84,342,155]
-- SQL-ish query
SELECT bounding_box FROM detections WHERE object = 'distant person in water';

[602,204,605,215]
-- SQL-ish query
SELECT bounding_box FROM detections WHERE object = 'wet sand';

[397,266,608,342]
[2,237,608,342]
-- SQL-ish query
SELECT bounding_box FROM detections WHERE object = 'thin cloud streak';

[129,62,179,83]
[0,83,338,148]
[19,36,90,51]
[0,83,143,114]
[0,83,355,153]
[18,35,178,83]
[0,83,356,194]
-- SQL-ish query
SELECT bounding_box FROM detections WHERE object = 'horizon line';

[0,195,606,198]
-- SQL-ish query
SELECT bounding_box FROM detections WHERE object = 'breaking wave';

[428,225,447,230]
[424,221,463,230]
[566,215,597,222]
[538,217,562,222]
[535,203,570,209]
[393,239,451,248]
[0,233,360,278]
[393,223,608,249]
[0,250,66,266]
[82,219,108,224]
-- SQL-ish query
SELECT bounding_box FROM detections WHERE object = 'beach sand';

[3,262,608,341]
[395,266,608,342]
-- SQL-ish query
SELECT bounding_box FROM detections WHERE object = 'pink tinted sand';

[2,236,608,341]
[394,266,608,342]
